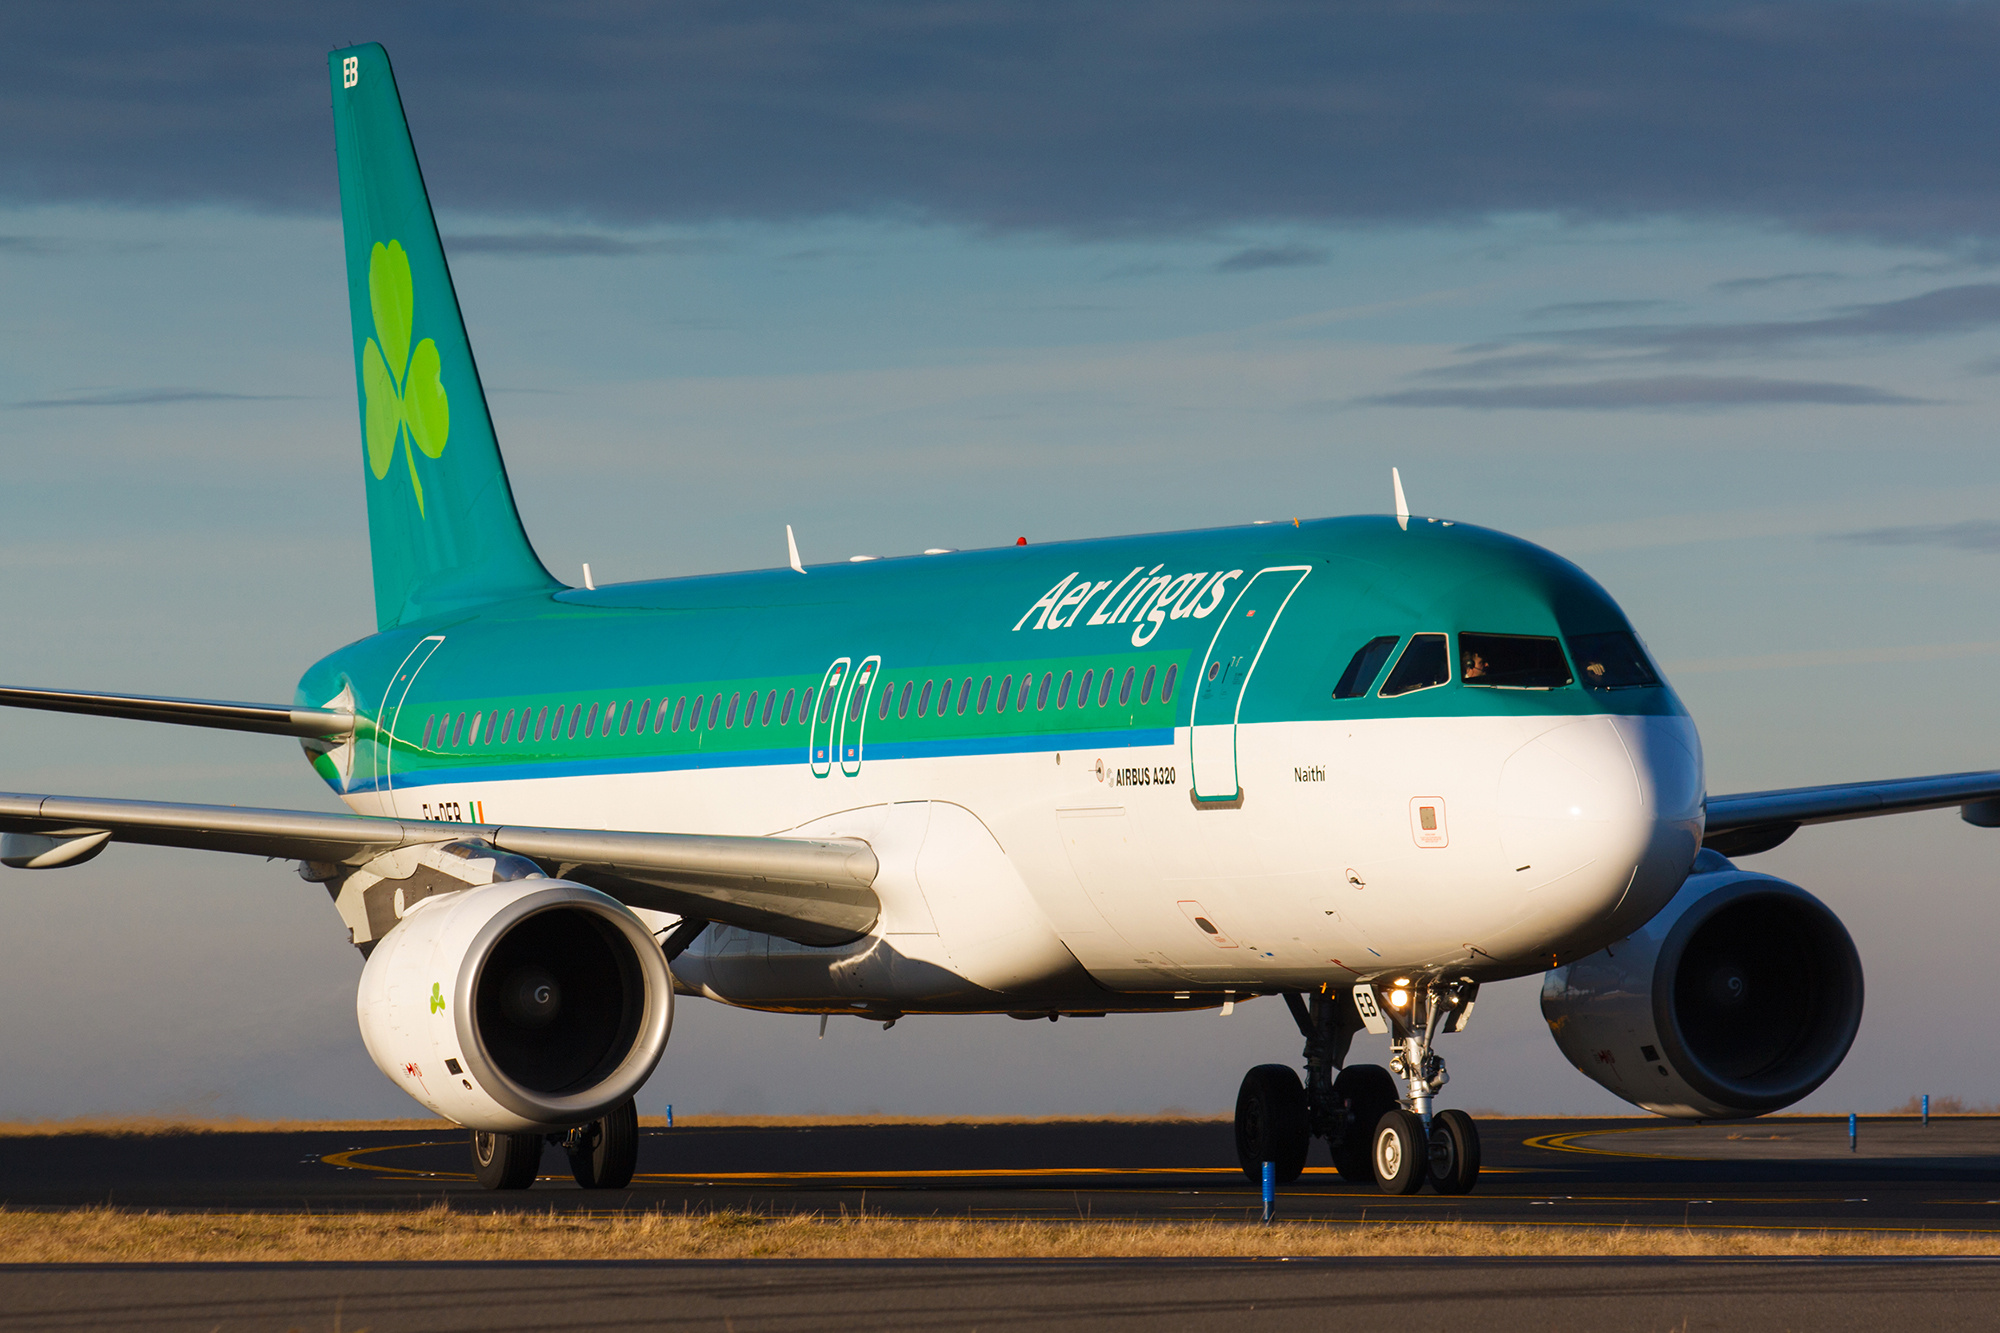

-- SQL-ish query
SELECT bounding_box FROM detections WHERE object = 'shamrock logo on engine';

[429,982,446,1015]
[361,240,450,515]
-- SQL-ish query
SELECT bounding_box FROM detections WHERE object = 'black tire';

[1371,1108,1429,1195]
[1234,1064,1310,1184]
[1427,1108,1481,1195]
[567,1099,639,1190]
[470,1129,543,1191]
[1330,1064,1400,1183]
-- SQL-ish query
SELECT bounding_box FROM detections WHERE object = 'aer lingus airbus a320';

[5,43,1995,1196]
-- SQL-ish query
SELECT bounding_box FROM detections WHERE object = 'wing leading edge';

[0,792,879,946]
[0,686,354,738]
[1704,769,2000,857]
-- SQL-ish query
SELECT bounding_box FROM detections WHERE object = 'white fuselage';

[344,709,1705,1013]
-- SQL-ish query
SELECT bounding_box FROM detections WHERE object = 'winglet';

[1392,467,1409,531]
[787,524,806,574]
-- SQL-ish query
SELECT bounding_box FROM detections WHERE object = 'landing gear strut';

[1230,980,1483,1195]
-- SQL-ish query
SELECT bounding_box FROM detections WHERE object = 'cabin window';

[422,716,435,749]
[1036,673,1053,710]
[1079,669,1093,706]
[745,690,759,726]
[1162,664,1178,702]
[1333,636,1400,699]
[1099,668,1113,706]
[878,683,893,720]
[848,680,866,722]
[726,692,740,728]
[996,674,1012,713]
[535,706,548,741]
[552,704,567,739]
[618,700,633,734]
[958,677,972,715]
[584,703,600,737]
[1017,674,1034,710]
[452,712,467,746]
[638,699,652,732]
[917,680,933,717]
[938,677,953,715]
[653,699,668,733]
[489,710,501,743]
[800,686,815,724]
[891,682,907,719]
[1379,633,1451,697]
[1567,630,1662,690]
[979,676,993,713]
[1119,667,1134,705]
[670,696,685,732]
[1139,666,1156,705]
[501,710,516,744]
[710,694,724,729]
[780,689,795,725]
[1056,670,1073,709]
[1460,633,1573,690]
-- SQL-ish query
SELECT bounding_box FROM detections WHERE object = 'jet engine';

[356,876,673,1132]
[1541,850,1863,1119]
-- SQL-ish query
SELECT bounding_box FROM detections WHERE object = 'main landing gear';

[1232,980,1481,1195]
[469,1098,640,1191]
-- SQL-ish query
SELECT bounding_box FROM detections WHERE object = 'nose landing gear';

[1231,980,1483,1195]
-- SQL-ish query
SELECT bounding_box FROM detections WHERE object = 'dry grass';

[0,1207,1993,1262]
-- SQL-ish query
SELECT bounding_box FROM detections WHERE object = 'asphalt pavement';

[4,1114,1999,1236]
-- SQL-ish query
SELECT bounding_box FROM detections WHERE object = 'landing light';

[1388,988,1410,1009]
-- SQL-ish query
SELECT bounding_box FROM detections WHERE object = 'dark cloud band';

[7,2,2000,241]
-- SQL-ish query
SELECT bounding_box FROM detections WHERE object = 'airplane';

[5,40,1997,1196]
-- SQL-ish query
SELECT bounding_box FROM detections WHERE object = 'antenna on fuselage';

[786,524,806,574]
[1392,467,1410,531]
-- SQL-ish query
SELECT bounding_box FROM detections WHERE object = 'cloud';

[9,3,2000,242]
[1829,519,2000,552]
[1712,271,1843,293]
[1544,283,2000,359]
[1524,300,1669,320]
[11,388,298,409]
[1359,376,1925,411]
[1214,244,1327,273]
[1415,350,1601,381]
[445,232,723,258]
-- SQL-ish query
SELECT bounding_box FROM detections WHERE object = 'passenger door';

[376,635,444,799]
[837,656,881,777]
[1188,566,1310,802]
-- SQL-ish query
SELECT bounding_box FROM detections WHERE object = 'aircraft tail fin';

[329,44,560,630]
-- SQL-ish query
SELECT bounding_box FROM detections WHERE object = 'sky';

[5,1,2000,1121]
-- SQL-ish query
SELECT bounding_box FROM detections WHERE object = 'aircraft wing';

[1703,769,2000,857]
[0,792,880,945]
[0,685,354,738]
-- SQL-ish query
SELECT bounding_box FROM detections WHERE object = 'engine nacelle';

[357,878,673,1132]
[1541,851,1863,1119]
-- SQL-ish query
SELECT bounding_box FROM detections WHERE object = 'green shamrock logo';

[361,240,450,515]
[429,982,446,1015]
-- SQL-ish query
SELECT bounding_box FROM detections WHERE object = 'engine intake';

[1541,853,1863,1119]
[358,879,672,1132]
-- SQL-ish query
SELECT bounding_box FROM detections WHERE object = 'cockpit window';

[1378,633,1450,697]
[1567,630,1661,689]
[1460,633,1573,689]
[1333,636,1400,699]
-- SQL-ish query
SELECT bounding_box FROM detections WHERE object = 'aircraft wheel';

[1427,1108,1482,1195]
[1330,1064,1399,1183]
[1371,1108,1429,1195]
[1234,1064,1309,1184]
[471,1129,543,1190]
[567,1098,640,1189]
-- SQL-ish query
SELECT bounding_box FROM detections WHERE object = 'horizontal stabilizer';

[0,791,880,946]
[0,686,354,738]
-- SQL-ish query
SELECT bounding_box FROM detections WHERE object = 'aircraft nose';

[1498,715,1702,906]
